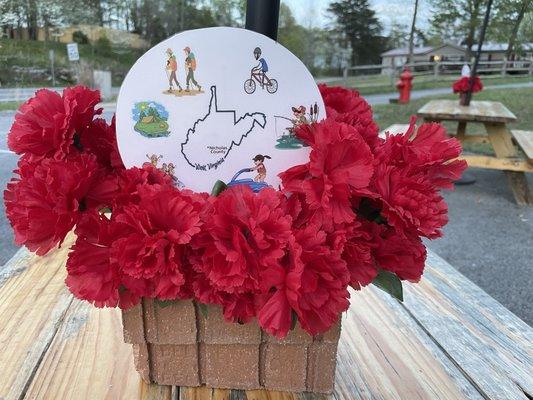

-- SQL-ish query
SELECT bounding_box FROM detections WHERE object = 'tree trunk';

[465,0,482,60]
[26,0,39,40]
[505,0,531,60]
[407,0,419,65]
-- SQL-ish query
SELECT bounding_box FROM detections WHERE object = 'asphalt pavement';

[0,93,531,326]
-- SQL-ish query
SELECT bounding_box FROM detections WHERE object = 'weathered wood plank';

[139,382,172,400]
[401,251,533,400]
[511,130,533,162]
[485,122,531,205]
[378,124,410,138]
[0,243,73,400]
[460,154,533,172]
[417,100,518,123]
[334,285,484,400]
[23,300,142,400]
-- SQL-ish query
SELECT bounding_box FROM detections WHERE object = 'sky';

[283,0,431,34]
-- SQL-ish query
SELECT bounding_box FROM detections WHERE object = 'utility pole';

[245,0,280,41]
[464,0,493,106]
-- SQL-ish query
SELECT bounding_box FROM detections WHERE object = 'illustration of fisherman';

[184,46,201,92]
[289,106,308,133]
[251,154,271,182]
[166,48,182,92]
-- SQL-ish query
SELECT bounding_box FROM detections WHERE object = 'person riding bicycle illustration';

[244,47,278,94]
[252,47,268,85]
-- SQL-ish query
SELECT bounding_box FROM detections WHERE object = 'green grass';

[0,38,143,87]
[0,101,23,111]
[371,87,533,155]
[327,74,533,96]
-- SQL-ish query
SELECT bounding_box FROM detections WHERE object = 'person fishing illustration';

[251,154,271,182]
[165,48,183,92]
[184,46,202,92]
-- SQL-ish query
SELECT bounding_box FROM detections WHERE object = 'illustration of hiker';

[147,153,163,167]
[166,48,182,92]
[184,46,201,92]
[251,154,271,182]
[252,47,268,86]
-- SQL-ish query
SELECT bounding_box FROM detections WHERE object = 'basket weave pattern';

[122,299,340,393]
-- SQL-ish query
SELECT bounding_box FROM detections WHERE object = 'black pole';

[464,0,493,106]
[245,0,280,41]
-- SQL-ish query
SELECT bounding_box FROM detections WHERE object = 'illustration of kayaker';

[184,46,201,92]
[166,48,183,92]
[251,154,271,182]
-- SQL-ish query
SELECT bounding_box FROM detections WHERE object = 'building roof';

[382,42,533,57]
[381,43,465,57]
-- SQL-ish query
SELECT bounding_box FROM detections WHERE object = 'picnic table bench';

[415,100,532,205]
[1,236,532,400]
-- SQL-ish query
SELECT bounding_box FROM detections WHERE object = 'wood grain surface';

[1,237,532,400]
[417,100,518,123]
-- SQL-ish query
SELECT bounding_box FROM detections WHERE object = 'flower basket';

[122,299,340,393]
[4,84,467,396]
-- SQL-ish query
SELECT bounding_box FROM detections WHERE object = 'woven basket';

[121,299,340,393]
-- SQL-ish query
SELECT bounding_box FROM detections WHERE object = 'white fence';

[342,59,533,86]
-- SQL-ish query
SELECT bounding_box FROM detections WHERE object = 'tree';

[429,0,487,59]
[488,0,532,58]
[327,0,384,65]
[407,0,419,64]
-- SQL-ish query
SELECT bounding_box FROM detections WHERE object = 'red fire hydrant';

[396,68,413,104]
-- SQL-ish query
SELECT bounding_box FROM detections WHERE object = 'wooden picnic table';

[417,99,532,205]
[1,236,532,400]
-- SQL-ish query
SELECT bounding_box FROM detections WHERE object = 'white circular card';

[116,27,324,193]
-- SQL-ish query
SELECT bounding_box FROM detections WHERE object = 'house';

[380,43,466,74]
[380,42,533,74]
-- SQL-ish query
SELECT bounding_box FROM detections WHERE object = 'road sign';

[66,43,79,61]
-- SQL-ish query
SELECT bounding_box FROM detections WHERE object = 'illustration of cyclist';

[252,47,268,86]
[244,47,278,94]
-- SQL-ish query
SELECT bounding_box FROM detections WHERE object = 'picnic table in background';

[1,235,532,399]
[416,99,532,205]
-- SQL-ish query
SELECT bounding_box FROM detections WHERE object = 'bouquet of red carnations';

[452,76,483,94]
[4,84,466,339]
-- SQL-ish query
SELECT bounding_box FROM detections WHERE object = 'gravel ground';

[0,109,531,326]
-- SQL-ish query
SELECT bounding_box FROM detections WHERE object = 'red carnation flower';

[193,185,292,297]
[373,226,427,282]
[452,76,483,94]
[113,163,174,207]
[8,86,101,160]
[4,153,101,255]
[80,116,124,171]
[110,185,204,300]
[342,220,378,289]
[377,118,467,189]
[258,224,350,337]
[280,120,374,229]
[66,211,151,309]
[371,164,448,239]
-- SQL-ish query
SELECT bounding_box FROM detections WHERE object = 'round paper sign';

[116,27,325,193]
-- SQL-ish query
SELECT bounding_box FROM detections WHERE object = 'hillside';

[0,38,143,87]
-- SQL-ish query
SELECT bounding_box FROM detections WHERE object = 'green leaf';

[211,180,228,196]
[372,270,403,302]
[290,311,298,331]
[198,303,208,318]
[155,299,174,308]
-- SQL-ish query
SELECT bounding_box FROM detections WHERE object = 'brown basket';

[121,299,340,393]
